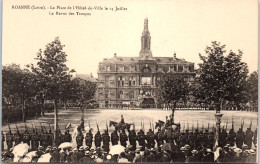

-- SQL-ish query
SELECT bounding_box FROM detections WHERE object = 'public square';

[2,108,258,135]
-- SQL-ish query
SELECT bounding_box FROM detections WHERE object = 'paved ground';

[2,108,258,134]
[1,108,258,151]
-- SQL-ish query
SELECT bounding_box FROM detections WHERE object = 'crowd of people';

[1,116,258,163]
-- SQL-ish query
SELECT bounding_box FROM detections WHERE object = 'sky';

[3,0,258,77]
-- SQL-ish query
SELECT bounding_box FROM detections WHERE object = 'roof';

[100,56,193,65]
[73,74,97,83]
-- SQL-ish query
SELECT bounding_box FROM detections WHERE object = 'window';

[129,91,134,99]
[141,77,151,85]
[118,91,123,99]
[118,76,124,87]
[105,90,109,99]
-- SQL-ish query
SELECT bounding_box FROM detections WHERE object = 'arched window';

[129,91,134,99]
[118,90,123,99]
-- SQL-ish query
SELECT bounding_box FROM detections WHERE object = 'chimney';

[173,52,176,59]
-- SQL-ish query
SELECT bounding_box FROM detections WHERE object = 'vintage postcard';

[2,0,258,163]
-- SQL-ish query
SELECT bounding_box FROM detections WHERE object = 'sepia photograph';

[1,0,258,163]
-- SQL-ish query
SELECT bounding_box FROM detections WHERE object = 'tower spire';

[139,18,153,59]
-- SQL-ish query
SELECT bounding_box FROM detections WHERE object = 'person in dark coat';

[201,149,214,162]
[80,151,93,163]
[236,128,244,149]
[102,130,110,152]
[70,148,79,163]
[129,130,137,151]
[77,146,85,161]
[186,150,200,162]
[50,147,60,163]
[245,128,254,148]
[120,130,128,147]
[137,129,146,150]
[63,129,72,142]
[6,130,13,151]
[59,149,67,163]
[76,127,84,149]
[85,129,93,148]
[111,130,119,146]
[95,131,102,148]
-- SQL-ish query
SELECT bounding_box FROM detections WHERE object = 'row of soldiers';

[2,124,72,152]
[74,125,257,153]
[2,122,257,154]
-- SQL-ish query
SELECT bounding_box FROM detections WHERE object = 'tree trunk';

[64,101,67,110]
[41,99,45,116]
[171,102,177,124]
[21,95,26,122]
[54,99,58,142]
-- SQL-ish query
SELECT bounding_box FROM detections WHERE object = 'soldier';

[219,128,228,147]
[102,130,110,152]
[197,131,204,148]
[129,129,137,151]
[120,130,128,147]
[175,130,181,148]
[121,115,125,124]
[207,131,214,149]
[188,132,196,149]
[54,129,62,147]
[137,129,146,150]
[31,129,40,151]
[227,128,236,146]
[203,130,209,147]
[245,128,253,148]
[22,128,31,146]
[47,129,53,147]
[85,129,93,148]
[111,130,119,146]
[94,130,102,148]
[63,129,72,142]
[2,131,5,151]
[164,129,172,143]
[146,129,155,148]
[13,128,22,146]
[156,129,165,147]
[40,129,48,150]
[76,126,84,149]
[193,129,199,149]
[6,129,13,151]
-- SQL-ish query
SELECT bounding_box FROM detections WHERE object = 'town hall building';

[96,18,196,108]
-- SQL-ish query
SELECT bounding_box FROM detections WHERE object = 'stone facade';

[96,18,196,108]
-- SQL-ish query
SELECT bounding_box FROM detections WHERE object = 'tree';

[31,37,74,140]
[247,71,258,111]
[197,41,248,111]
[71,78,96,116]
[157,74,190,123]
[2,64,37,122]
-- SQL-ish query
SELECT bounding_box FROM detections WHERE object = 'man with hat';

[245,128,253,148]
[227,128,236,146]
[137,129,146,150]
[94,130,102,148]
[22,128,31,146]
[71,148,79,163]
[120,129,128,147]
[77,146,85,161]
[186,150,200,162]
[156,129,165,147]
[6,128,14,151]
[111,130,119,146]
[85,129,93,148]
[31,128,40,151]
[63,129,72,142]
[133,149,142,163]
[246,149,256,163]
[80,151,93,163]
[102,130,110,152]
[13,128,22,146]
[236,128,244,149]
[76,126,84,149]
[201,149,214,162]
[129,129,137,151]
[59,149,67,163]
[50,146,60,163]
